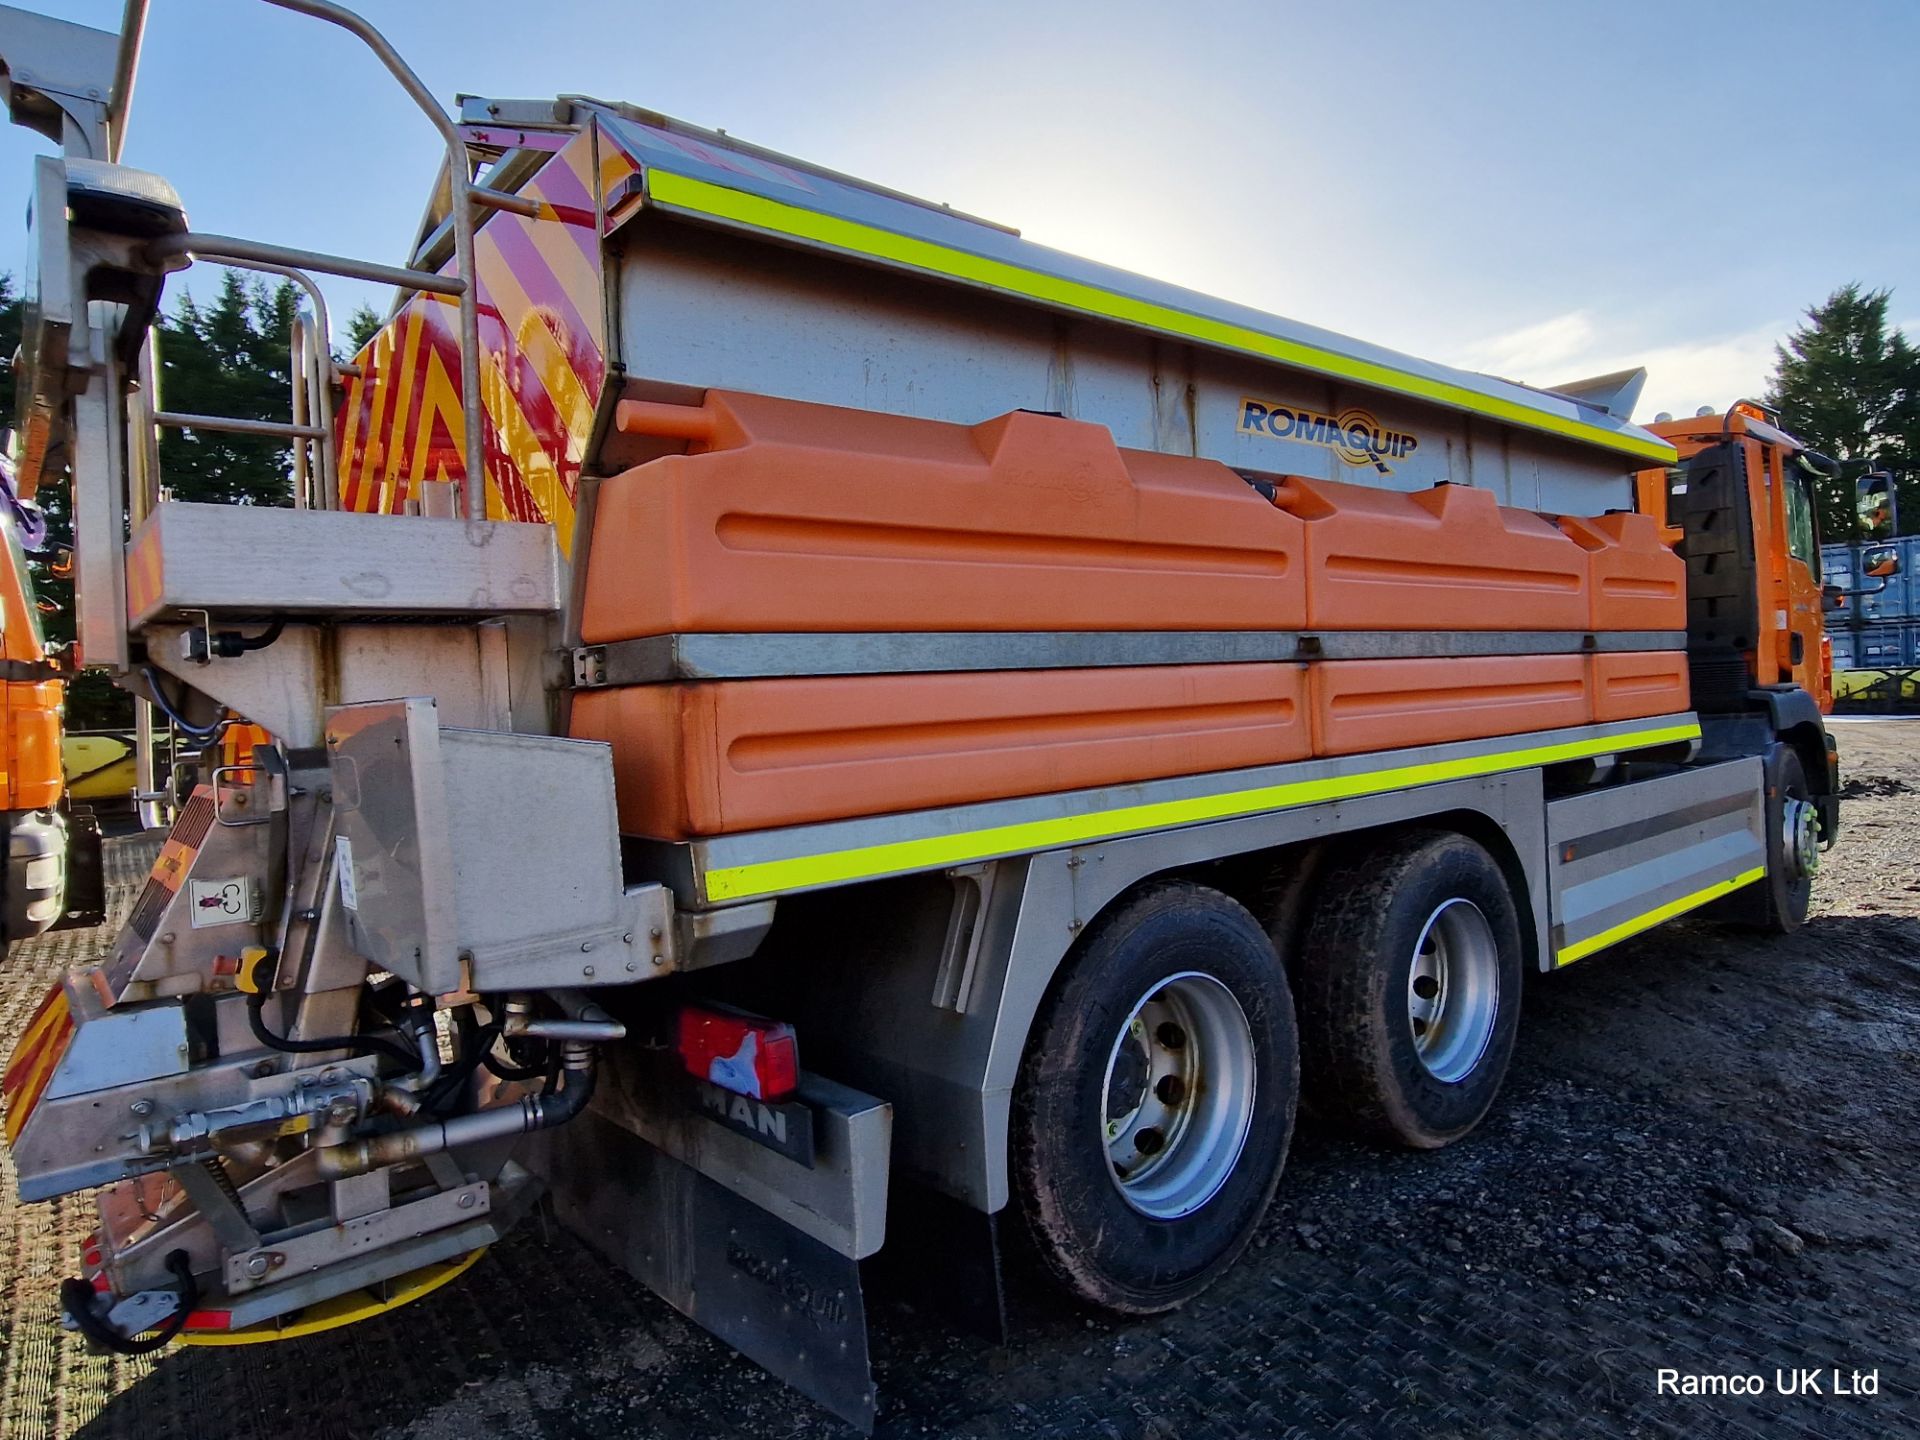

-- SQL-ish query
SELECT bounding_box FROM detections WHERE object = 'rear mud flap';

[868,1179,1007,1343]
[536,1110,878,1431]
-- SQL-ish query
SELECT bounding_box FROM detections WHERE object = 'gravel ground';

[3,722,1918,1439]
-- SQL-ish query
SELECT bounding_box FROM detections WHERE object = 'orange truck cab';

[1636,403,1836,710]
[0,504,71,945]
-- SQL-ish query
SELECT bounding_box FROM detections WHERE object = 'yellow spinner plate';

[177,1247,486,1346]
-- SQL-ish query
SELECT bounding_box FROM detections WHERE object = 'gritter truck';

[0,3,1837,1427]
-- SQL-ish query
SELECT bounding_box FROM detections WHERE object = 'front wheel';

[1759,746,1816,933]
[1292,830,1524,1150]
[1011,882,1297,1314]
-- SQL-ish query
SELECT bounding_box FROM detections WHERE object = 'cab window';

[1784,474,1818,574]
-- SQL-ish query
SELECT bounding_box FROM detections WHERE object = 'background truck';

[1820,471,1916,708]
[0,456,101,948]
[0,3,1837,1428]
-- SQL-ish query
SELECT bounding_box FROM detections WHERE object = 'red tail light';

[676,1005,799,1101]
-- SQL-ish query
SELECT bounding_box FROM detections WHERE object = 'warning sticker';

[336,835,359,911]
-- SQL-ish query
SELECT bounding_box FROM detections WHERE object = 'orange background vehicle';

[0,514,70,943]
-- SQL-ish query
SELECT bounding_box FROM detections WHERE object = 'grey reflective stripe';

[571,630,1689,687]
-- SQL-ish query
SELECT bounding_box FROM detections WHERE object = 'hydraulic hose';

[481,1033,552,1083]
[315,1043,598,1180]
[422,1018,504,1115]
[60,1250,197,1356]
[246,987,421,1072]
[228,616,286,652]
[140,666,223,741]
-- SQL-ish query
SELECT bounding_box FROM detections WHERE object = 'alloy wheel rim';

[1407,898,1499,1083]
[1100,971,1257,1219]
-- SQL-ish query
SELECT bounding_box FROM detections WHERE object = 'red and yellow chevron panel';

[333,124,638,558]
[3,982,73,1144]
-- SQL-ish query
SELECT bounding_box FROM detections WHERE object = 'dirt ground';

[3,720,1918,1439]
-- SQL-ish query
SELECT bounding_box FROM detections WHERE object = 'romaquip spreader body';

[0,3,1839,1427]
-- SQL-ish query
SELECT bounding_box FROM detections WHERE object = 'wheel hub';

[1100,972,1256,1219]
[1105,1034,1150,1119]
[1782,795,1821,881]
[1406,898,1499,1084]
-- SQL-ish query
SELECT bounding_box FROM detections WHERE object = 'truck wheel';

[1011,882,1297,1314]
[1759,746,1817,934]
[1294,830,1522,1150]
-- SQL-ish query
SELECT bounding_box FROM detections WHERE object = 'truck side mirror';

[1822,583,1847,611]
[1862,544,1902,579]
[1857,472,1899,542]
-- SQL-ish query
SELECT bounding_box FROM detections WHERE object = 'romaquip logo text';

[1237,397,1419,474]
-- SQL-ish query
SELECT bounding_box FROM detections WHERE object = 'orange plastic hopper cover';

[1308,654,1591,758]
[1271,476,1592,631]
[581,391,1307,642]
[1589,651,1691,723]
[569,662,1311,839]
[1556,512,1687,633]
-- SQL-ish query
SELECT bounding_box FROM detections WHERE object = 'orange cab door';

[1779,466,1828,707]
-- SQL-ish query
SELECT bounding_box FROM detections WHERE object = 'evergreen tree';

[344,302,385,356]
[1765,284,1920,541]
[156,270,300,508]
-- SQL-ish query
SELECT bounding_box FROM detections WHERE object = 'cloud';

[1619,327,1787,422]
[1454,311,1598,378]
[1448,311,1787,423]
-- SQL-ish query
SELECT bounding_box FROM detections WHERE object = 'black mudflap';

[867,1179,1007,1343]
[537,1109,877,1431]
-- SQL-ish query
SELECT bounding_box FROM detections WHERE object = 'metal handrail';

[107,0,148,161]
[111,3,492,519]
[129,334,161,526]
[135,241,345,510]
[151,411,327,441]
[290,310,318,508]
[145,231,464,297]
[255,0,487,523]
[142,227,474,507]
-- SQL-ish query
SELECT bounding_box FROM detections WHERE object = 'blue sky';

[8,0,1916,420]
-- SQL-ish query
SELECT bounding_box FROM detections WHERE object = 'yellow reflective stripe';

[704,721,1702,902]
[1554,865,1766,967]
[645,170,1677,467]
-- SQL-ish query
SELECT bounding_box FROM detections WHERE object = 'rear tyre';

[1011,882,1297,1314]
[1293,830,1523,1150]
